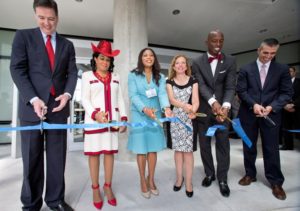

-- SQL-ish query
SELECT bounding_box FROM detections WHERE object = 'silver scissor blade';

[264,115,276,126]
[40,109,44,134]
[195,112,207,117]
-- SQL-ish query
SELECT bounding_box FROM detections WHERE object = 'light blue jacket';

[128,71,170,114]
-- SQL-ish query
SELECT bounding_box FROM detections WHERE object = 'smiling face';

[35,6,58,35]
[257,44,279,64]
[173,56,188,75]
[206,31,224,56]
[94,54,111,72]
[142,49,155,68]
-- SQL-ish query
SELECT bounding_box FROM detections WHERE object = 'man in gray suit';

[192,30,236,197]
[10,0,77,210]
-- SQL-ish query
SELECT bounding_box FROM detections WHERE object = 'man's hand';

[52,94,70,112]
[212,101,222,115]
[253,103,265,117]
[284,103,295,112]
[263,106,272,116]
[216,106,229,122]
[32,98,47,119]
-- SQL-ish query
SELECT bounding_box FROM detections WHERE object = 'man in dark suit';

[10,0,77,210]
[280,66,300,150]
[236,38,293,200]
[192,30,236,197]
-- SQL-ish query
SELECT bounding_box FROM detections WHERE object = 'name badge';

[145,88,157,98]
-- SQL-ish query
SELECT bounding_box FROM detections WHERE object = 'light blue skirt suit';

[127,70,170,154]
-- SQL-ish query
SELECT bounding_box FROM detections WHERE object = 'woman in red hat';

[81,40,127,209]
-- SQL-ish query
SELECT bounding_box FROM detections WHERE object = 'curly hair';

[131,48,161,85]
[90,53,115,72]
[168,55,191,80]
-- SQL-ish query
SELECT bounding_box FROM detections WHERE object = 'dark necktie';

[45,35,55,96]
[208,54,222,63]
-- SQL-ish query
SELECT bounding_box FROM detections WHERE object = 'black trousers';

[20,96,68,210]
[242,118,284,186]
[197,114,230,182]
[280,110,295,149]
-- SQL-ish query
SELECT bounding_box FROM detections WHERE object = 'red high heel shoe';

[92,184,103,209]
[103,183,117,206]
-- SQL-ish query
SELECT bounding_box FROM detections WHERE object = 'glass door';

[67,62,91,151]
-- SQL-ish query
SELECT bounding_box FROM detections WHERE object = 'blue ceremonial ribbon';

[287,129,300,133]
[0,117,192,132]
[0,125,42,132]
[205,125,226,136]
[204,118,253,149]
[232,118,252,148]
[164,117,193,132]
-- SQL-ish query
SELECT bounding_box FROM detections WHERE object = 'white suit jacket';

[81,71,127,132]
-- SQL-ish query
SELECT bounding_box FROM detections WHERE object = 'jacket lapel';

[213,53,224,83]
[201,54,214,87]
[262,62,275,90]
[252,62,263,90]
[53,33,64,73]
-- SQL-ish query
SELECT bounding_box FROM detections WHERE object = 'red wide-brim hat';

[91,40,120,57]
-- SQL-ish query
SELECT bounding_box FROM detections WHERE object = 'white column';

[11,85,21,158]
[113,0,148,161]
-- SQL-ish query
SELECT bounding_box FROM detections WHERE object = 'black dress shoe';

[202,176,216,187]
[185,190,193,198]
[49,202,74,211]
[219,181,230,197]
[173,178,184,192]
[280,145,293,150]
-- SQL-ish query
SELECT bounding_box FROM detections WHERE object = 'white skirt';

[84,131,119,155]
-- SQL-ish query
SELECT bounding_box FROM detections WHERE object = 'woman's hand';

[143,107,156,119]
[182,103,193,113]
[95,111,108,123]
[119,126,127,133]
[188,112,196,119]
[164,107,173,117]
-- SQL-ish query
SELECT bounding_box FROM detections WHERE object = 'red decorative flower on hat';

[91,40,120,57]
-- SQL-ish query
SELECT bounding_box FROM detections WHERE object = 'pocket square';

[219,70,227,74]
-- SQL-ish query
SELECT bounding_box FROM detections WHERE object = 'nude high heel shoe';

[147,176,159,196]
[140,179,151,199]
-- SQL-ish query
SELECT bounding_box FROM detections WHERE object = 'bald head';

[206,30,224,56]
[207,30,224,40]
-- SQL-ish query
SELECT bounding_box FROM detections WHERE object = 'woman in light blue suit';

[127,48,172,199]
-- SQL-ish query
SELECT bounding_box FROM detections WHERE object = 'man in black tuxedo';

[236,38,293,200]
[192,30,236,197]
[280,66,300,150]
[10,0,77,210]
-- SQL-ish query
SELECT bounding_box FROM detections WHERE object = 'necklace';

[95,71,111,83]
